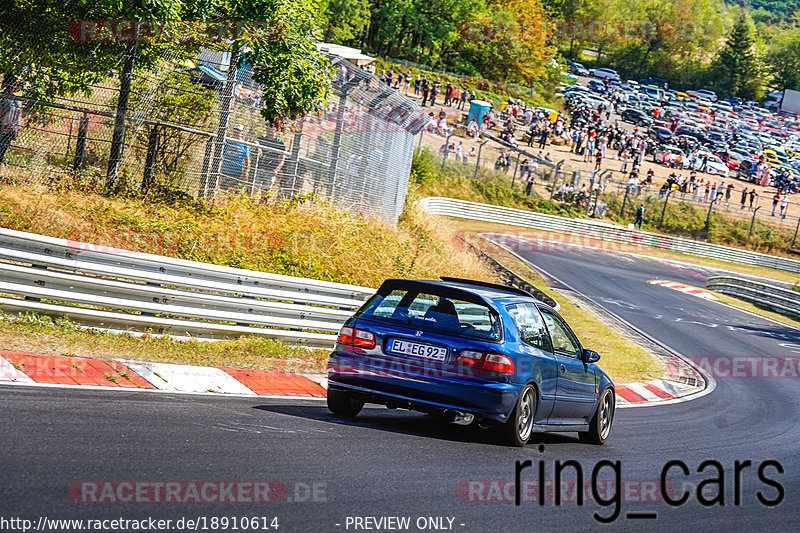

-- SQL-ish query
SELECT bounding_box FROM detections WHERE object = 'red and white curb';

[648,279,718,301]
[1,350,707,408]
[0,351,326,398]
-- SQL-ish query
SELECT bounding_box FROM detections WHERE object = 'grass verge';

[0,313,330,373]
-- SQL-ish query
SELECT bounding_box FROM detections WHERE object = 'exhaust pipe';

[445,410,475,426]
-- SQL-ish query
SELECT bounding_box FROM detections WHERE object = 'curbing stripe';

[0,354,34,383]
[615,384,648,404]
[220,367,325,397]
[0,352,152,389]
[119,360,254,395]
[643,382,677,400]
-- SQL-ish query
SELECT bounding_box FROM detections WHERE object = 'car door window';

[506,304,551,352]
[541,311,580,357]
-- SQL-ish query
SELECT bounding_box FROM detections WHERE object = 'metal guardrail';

[706,276,800,319]
[418,197,800,275]
[0,226,561,345]
[0,227,374,347]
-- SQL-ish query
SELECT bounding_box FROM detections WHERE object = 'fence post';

[659,190,672,227]
[620,185,630,217]
[749,206,761,238]
[206,45,241,198]
[548,160,565,201]
[705,195,720,233]
[791,214,800,248]
[106,42,137,190]
[511,151,521,189]
[440,132,453,171]
[72,113,89,174]
[141,125,159,192]
[64,115,75,171]
[199,137,214,197]
[473,140,489,180]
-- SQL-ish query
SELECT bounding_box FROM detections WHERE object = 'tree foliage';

[714,13,766,99]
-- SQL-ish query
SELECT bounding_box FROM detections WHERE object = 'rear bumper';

[327,353,523,423]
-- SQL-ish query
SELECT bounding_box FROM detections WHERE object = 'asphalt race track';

[2,235,799,532]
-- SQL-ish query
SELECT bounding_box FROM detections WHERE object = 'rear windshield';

[355,285,502,341]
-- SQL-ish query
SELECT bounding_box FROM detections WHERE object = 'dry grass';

[0,313,330,373]
[0,184,493,288]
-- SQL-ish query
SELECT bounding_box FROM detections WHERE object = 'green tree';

[714,13,765,99]
[319,0,371,42]
[766,24,800,90]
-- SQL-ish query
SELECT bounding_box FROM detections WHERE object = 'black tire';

[579,388,615,445]
[498,385,537,447]
[327,388,364,418]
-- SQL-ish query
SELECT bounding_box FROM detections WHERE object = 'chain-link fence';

[0,47,427,225]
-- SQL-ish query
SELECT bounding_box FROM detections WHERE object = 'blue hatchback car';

[326,278,615,446]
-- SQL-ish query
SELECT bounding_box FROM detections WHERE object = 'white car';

[590,68,620,80]
[694,152,729,177]
[693,89,718,102]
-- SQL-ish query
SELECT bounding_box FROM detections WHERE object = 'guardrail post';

[749,206,761,238]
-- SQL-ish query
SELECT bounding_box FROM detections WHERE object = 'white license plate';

[388,339,447,362]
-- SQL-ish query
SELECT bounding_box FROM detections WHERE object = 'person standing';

[538,127,549,149]
[749,189,758,209]
[634,203,645,229]
[430,80,440,107]
[740,187,748,209]
[458,89,469,110]
[0,74,22,165]
[420,77,430,106]
[780,195,789,218]
[772,192,781,216]
[220,123,250,192]
[255,126,286,193]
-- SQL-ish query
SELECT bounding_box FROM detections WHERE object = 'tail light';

[457,350,515,374]
[482,353,515,374]
[337,326,375,349]
[457,350,483,367]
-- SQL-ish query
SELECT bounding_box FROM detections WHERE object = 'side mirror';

[582,349,601,363]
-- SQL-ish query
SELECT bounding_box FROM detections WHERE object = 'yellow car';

[675,92,689,101]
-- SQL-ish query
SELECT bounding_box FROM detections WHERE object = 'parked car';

[567,61,590,76]
[693,152,730,177]
[693,89,718,102]
[587,80,606,93]
[648,126,674,144]
[736,159,759,182]
[620,108,653,126]
[639,77,668,90]
[589,67,620,80]
[326,278,616,446]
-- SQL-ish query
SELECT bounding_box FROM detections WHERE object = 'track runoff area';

[2,232,799,532]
